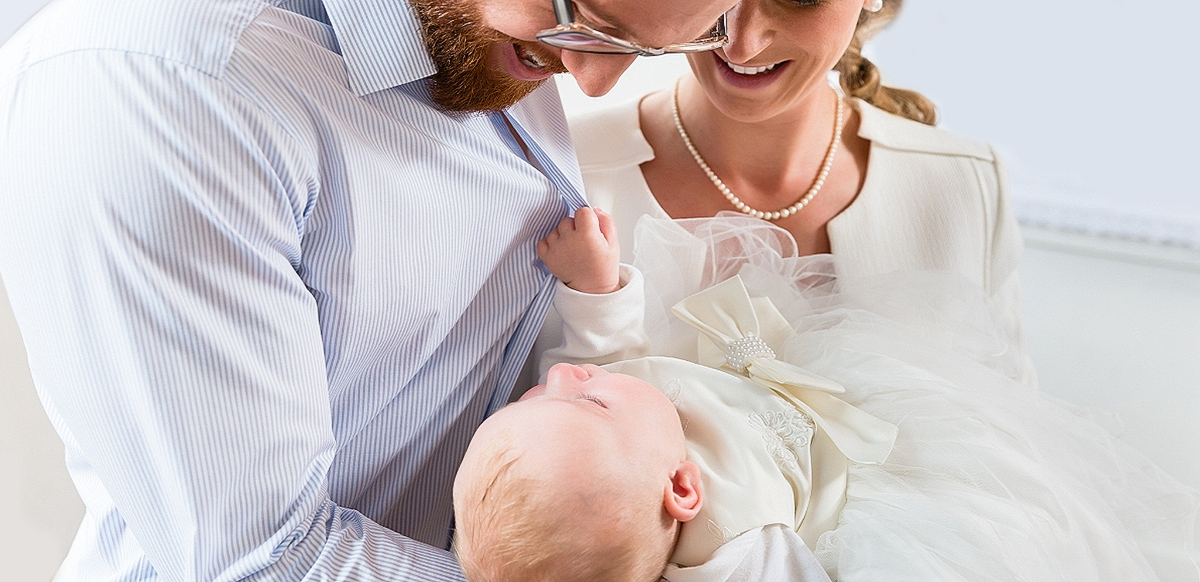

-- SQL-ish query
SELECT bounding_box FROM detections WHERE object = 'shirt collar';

[322,0,436,96]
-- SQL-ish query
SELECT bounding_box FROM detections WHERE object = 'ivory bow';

[670,276,897,464]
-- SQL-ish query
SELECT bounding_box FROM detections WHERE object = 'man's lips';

[500,42,566,82]
[515,43,547,70]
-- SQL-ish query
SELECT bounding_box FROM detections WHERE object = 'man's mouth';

[515,43,548,71]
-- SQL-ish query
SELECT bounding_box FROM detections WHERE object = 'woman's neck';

[672,76,842,199]
[637,74,871,255]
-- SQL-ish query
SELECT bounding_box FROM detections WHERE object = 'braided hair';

[834,0,938,126]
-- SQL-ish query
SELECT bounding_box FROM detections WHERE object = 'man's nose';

[560,51,639,96]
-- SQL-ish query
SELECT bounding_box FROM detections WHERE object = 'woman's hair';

[453,439,676,582]
[834,0,938,126]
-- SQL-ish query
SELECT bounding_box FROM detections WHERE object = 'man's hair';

[453,438,676,582]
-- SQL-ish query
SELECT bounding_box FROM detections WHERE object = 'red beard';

[410,0,567,112]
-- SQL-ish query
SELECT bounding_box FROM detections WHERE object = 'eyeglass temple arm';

[551,0,574,24]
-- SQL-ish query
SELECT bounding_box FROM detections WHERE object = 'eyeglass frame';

[536,0,728,57]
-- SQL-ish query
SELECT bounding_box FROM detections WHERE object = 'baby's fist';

[537,207,621,294]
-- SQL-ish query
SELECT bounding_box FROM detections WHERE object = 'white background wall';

[869,0,1200,247]
[3,0,1199,580]
[1,0,45,44]
[1,281,83,582]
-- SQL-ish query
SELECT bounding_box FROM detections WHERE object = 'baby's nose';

[544,362,590,390]
[577,364,606,377]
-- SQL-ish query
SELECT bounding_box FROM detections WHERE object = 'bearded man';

[0,0,732,579]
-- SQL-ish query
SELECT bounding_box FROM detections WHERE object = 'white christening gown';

[627,214,1200,582]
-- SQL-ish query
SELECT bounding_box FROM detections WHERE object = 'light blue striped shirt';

[0,0,586,579]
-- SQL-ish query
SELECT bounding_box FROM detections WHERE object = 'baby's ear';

[663,461,703,522]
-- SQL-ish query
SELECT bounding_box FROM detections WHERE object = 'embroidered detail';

[707,519,737,547]
[662,378,682,404]
[725,335,775,371]
[662,379,689,435]
[749,409,814,474]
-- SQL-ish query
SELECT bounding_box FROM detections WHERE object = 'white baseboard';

[1020,223,1200,273]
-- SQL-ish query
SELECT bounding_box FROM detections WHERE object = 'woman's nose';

[721,1,775,64]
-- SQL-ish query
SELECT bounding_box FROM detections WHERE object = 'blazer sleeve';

[984,146,1038,387]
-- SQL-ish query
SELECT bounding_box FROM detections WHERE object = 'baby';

[452,208,885,582]
[452,208,703,582]
[452,361,703,582]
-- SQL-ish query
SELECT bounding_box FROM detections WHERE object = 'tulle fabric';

[631,213,1200,582]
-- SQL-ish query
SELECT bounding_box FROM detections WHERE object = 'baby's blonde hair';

[453,437,676,582]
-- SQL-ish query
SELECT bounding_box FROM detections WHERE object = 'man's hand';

[537,206,621,294]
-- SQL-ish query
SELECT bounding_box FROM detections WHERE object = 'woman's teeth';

[728,62,779,75]
[515,44,546,70]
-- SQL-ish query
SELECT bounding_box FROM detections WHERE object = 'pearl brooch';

[724,335,776,372]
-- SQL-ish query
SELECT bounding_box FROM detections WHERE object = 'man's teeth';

[516,45,546,70]
[728,62,779,75]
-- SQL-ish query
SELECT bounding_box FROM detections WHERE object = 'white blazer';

[566,96,1032,384]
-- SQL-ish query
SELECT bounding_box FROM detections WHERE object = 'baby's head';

[453,363,703,582]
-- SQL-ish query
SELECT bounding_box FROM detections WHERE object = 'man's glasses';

[536,0,728,56]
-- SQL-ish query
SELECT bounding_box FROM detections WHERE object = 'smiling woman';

[557,0,1026,336]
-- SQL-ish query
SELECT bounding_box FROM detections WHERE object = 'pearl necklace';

[671,82,844,221]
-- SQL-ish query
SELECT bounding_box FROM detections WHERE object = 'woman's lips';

[713,52,788,89]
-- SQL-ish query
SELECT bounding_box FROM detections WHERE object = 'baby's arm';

[536,207,648,378]
[537,206,620,294]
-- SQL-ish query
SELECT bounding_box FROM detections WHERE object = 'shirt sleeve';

[538,264,651,379]
[0,53,465,581]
